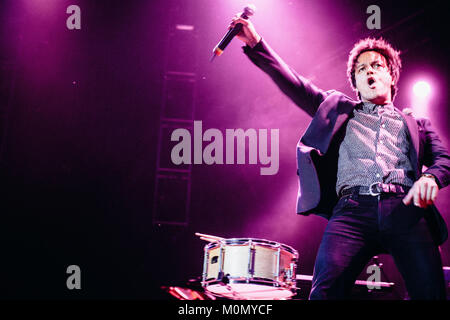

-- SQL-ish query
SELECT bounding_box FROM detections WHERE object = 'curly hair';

[347,37,402,100]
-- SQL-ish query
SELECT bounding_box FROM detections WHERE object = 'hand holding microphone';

[228,12,261,48]
[211,4,261,60]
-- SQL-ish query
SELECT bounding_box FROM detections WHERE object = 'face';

[354,51,394,104]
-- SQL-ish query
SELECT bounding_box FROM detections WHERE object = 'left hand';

[403,175,438,208]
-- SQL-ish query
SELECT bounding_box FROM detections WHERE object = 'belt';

[340,182,409,197]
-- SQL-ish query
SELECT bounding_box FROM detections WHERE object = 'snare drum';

[202,238,298,300]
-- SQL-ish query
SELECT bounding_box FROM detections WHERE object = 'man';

[229,15,450,299]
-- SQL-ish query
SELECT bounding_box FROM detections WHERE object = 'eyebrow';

[356,60,385,69]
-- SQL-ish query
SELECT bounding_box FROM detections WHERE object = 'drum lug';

[248,240,255,280]
[275,245,281,281]
[287,260,298,288]
[201,246,209,285]
[286,262,295,282]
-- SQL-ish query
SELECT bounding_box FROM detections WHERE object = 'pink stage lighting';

[413,81,431,98]
[411,80,433,118]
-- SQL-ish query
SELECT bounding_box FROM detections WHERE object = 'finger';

[423,183,433,205]
[229,19,246,30]
[430,185,438,203]
[420,186,428,207]
[233,14,243,24]
[403,189,413,205]
[233,17,249,26]
[413,186,420,207]
[420,181,426,202]
[426,183,434,205]
[417,183,424,207]
[421,185,430,208]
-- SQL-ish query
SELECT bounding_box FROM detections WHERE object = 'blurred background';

[0,0,448,299]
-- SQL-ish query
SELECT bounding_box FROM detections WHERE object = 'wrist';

[421,173,436,182]
[246,34,261,48]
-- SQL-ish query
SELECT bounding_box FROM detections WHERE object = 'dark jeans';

[309,193,446,300]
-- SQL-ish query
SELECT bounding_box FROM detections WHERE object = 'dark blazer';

[244,39,450,245]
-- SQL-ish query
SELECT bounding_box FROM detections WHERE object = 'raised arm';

[230,15,328,117]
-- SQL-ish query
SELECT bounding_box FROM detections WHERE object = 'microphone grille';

[243,4,256,17]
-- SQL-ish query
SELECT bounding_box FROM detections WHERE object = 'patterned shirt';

[336,102,415,195]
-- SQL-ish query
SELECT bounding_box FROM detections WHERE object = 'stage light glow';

[410,79,433,118]
[176,24,194,31]
[413,81,431,98]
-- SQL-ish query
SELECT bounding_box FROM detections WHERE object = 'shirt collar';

[361,101,395,114]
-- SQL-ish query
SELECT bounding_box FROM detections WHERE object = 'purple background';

[0,0,448,299]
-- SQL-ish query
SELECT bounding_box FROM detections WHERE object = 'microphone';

[211,4,256,61]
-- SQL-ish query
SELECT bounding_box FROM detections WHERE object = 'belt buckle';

[369,182,381,196]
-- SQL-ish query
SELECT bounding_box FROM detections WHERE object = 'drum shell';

[202,238,298,297]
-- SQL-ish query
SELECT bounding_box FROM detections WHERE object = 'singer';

[228,14,450,299]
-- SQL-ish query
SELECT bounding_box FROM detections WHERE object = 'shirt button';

[380,141,383,145]
[382,124,386,128]
[376,173,380,178]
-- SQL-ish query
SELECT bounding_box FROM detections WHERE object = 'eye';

[358,66,365,73]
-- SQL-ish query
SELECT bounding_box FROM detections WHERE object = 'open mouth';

[367,77,375,86]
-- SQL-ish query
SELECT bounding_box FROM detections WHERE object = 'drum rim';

[204,280,296,300]
[205,237,298,256]
[203,278,295,291]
